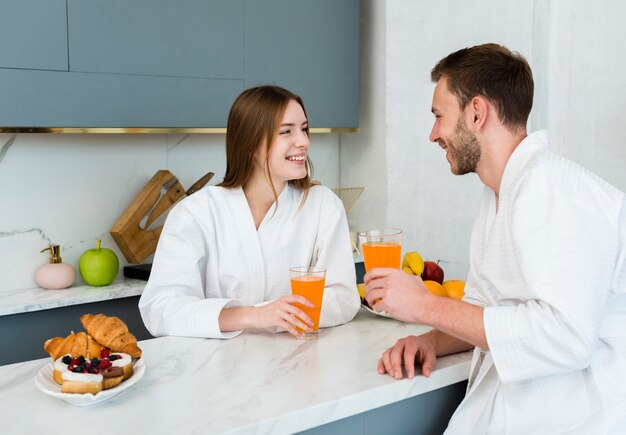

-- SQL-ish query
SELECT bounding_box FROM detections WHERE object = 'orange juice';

[362,242,402,271]
[290,275,325,333]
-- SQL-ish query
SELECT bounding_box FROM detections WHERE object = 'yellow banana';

[402,266,414,275]
[402,251,424,275]
[357,283,366,300]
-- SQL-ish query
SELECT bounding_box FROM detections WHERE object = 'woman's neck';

[243,175,287,229]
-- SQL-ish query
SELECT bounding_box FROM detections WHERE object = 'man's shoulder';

[541,150,621,194]
[518,147,624,218]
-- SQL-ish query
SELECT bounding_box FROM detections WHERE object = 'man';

[364,43,626,433]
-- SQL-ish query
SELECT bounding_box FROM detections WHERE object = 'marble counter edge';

[0,279,146,316]
[230,351,472,435]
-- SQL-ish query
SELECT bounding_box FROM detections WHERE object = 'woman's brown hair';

[218,85,313,204]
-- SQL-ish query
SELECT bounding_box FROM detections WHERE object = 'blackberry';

[91,358,100,367]
[109,354,119,361]
[62,355,72,365]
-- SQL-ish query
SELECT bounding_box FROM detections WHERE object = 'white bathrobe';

[445,131,626,434]
[139,183,360,339]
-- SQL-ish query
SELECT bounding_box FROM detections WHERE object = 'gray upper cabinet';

[0,0,359,129]
[0,68,243,128]
[0,0,68,71]
[245,0,359,128]
[67,0,244,79]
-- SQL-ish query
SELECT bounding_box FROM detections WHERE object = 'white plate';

[34,357,145,407]
[361,303,395,319]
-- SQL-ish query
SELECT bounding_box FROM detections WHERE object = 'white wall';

[546,0,626,189]
[0,133,340,292]
[340,0,388,231]
[342,0,626,281]
[4,0,626,292]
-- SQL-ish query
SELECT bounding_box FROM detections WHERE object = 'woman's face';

[254,99,309,186]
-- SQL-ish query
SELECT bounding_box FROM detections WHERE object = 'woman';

[139,86,360,339]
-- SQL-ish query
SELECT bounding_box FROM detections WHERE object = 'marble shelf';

[1,254,364,317]
[0,278,146,316]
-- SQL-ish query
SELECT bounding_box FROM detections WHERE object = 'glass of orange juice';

[289,267,326,340]
[358,229,403,272]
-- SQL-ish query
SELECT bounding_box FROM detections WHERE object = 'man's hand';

[378,334,437,379]
[364,268,433,323]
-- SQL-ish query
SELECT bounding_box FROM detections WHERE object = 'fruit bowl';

[360,303,395,319]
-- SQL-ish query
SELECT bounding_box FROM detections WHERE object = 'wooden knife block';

[110,170,185,264]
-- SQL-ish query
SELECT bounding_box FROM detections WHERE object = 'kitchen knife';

[186,171,214,195]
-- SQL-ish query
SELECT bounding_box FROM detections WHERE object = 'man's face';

[429,78,481,175]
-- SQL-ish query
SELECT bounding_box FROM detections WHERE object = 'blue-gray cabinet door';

[244,0,360,128]
[0,0,68,71]
[67,0,244,79]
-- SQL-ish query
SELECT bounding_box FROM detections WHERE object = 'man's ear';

[467,96,490,131]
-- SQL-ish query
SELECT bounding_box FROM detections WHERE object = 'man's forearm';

[422,328,476,356]
[420,297,488,351]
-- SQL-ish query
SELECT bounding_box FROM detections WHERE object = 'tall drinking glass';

[289,267,326,340]
[358,229,403,272]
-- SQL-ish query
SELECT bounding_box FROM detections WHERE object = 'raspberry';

[101,349,111,358]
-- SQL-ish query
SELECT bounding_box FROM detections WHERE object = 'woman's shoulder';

[301,184,344,209]
[173,185,242,215]
[308,183,334,197]
[188,184,242,200]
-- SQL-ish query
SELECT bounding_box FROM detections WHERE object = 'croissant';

[80,314,142,358]
[44,331,104,360]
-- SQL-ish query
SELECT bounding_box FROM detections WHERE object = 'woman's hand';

[378,334,437,379]
[251,295,315,338]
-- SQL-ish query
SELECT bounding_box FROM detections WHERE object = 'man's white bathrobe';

[445,131,626,434]
[139,183,360,339]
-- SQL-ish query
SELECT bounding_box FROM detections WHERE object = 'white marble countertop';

[0,309,471,434]
[0,278,146,316]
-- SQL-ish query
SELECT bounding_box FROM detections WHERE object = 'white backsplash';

[0,132,340,292]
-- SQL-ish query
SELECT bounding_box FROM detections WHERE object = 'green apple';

[79,240,120,286]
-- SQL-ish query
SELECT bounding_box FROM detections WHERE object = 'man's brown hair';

[431,43,534,131]
[218,85,313,203]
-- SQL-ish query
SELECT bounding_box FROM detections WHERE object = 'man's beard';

[448,118,481,175]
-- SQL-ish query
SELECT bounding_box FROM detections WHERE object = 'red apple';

[422,260,444,284]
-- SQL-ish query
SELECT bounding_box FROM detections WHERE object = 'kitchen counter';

[0,309,471,434]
